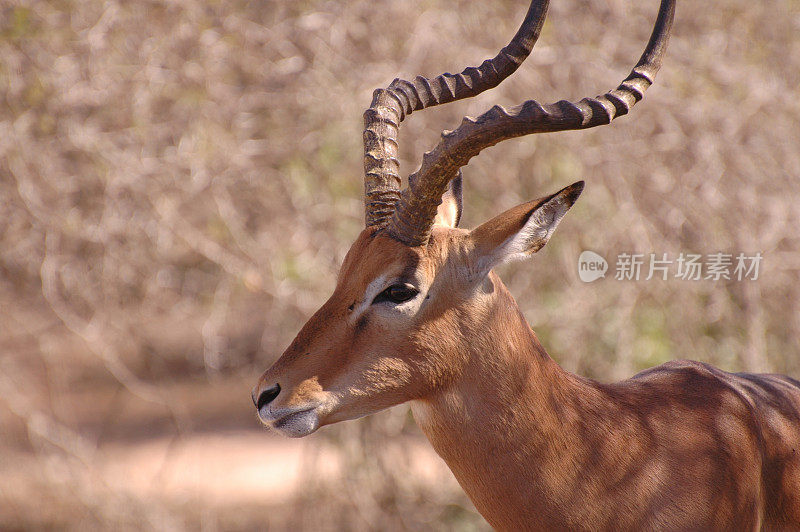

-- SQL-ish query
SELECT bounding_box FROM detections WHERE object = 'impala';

[253,0,800,529]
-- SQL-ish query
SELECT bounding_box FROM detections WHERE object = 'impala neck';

[411,273,608,530]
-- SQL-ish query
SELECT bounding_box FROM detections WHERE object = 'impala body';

[253,0,800,529]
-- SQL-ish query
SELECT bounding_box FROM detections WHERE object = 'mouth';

[258,405,321,438]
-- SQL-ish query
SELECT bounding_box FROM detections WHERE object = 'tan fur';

[254,195,800,530]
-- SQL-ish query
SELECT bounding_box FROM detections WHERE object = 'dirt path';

[0,427,458,528]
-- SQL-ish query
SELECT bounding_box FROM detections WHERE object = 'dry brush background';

[1,0,799,529]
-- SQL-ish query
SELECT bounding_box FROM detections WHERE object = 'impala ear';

[433,172,463,229]
[469,181,584,274]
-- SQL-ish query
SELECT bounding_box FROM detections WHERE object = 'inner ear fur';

[433,172,463,229]
[468,181,584,271]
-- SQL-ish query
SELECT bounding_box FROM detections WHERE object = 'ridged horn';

[388,0,676,246]
[363,0,551,228]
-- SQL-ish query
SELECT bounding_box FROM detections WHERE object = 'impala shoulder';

[630,359,722,382]
[628,359,762,412]
[632,360,799,407]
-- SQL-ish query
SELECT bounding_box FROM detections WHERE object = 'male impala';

[253,0,800,529]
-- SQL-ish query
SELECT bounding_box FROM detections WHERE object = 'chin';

[268,408,321,438]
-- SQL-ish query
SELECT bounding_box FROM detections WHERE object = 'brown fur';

[254,198,800,530]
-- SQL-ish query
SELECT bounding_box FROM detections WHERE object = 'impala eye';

[373,283,419,305]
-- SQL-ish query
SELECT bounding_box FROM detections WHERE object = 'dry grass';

[1,0,798,529]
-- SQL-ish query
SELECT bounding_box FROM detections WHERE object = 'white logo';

[578,251,608,283]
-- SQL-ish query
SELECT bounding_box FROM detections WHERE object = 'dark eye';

[373,283,419,305]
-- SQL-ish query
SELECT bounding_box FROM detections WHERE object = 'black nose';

[256,383,281,411]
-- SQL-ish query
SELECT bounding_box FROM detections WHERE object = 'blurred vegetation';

[1,0,798,529]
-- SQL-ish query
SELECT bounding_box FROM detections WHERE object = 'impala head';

[253,0,674,437]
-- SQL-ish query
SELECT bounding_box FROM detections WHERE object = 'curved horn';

[363,0,551,228]
[388,0,676,246]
